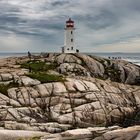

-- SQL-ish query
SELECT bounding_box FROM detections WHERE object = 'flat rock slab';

[21,76,41,86]
[0,130,47,140]
[61,129,92,139]
[93,126,140,140]
[0,73,13,81]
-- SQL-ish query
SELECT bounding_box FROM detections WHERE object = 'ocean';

[0,53,39,58]
[0,52,140,66]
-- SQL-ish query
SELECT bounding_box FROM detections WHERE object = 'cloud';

[93,38,140,53]
[0,0,140,52]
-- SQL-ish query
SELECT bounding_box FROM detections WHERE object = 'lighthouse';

[62,18,76,53]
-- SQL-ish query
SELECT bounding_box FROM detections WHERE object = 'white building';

[62,18,76,53]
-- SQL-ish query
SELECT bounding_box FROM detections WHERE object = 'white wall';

[64,28,76,53]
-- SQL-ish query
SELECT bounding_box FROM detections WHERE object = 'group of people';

[108,56,121,60]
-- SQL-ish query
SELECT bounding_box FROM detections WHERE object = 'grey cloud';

[76,9,118,30]
[0,0,140,52]
[51,0,70,7]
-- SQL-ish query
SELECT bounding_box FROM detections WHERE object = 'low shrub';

[27,72,65,83]
[21,60,59,72]
[0,81,19,96]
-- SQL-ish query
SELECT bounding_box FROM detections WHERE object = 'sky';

[0,0,140,53]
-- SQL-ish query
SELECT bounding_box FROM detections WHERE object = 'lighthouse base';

[62,46,76,54]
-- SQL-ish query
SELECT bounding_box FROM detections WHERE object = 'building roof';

[66,18,74,23]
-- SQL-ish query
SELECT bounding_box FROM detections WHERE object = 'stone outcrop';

[0,77,139,130]
[1,53,140,85]
[46,53,140,85]
[0,53,140,140]
[40,125,140,140]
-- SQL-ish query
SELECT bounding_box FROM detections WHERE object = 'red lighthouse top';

[66,18,74,28]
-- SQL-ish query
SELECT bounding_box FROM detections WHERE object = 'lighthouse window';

[71,47,73,50]
[71,39,73,42]
[67,48,69,50]
[71,31,73,34]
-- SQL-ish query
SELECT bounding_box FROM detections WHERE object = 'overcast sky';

[0,0,140,53]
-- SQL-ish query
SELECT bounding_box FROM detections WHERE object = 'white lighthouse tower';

[62,18,76,53]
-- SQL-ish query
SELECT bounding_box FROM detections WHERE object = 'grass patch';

[21,60,65,83]
[0,81,19,96]
[0,84,9,96]
[104,63,121,82]
[21,60,59,72]
[27,72,65,83]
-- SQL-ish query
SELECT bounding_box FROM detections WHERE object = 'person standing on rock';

[28,51,32,72]
[28,51,31,61]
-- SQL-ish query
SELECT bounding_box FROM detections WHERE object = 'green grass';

[21,60,59,72]
[27,72,65,83]
[21,60,65,83]
[0,81,19,96]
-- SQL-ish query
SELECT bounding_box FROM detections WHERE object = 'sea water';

[0,53,39,58]
[0,53,27,58]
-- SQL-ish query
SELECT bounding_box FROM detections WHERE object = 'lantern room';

[66,18,74,28]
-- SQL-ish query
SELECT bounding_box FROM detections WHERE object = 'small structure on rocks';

[62,18,77,53]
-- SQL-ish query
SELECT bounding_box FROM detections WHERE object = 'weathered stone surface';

[0,53,140,140]
[93,126,140,140]
[85,93,98,102]
[56,54,82,65]
[0,130,47,140]
[87,126,121,137]
[61,128,92,139]
[73,80,86,92]
[36,84,50,97]
[58,63,88,76]
[1,73,13,81]
[8,88,17,100]
[64,81,76,92]
[41,134,62,140]
[3,77,140,128]
[6,108,21,120]
[84,81,100,91]
[53,82,67,94]
[51,53,140,85]
[21,76,41,86]
[9,99,21,107]
[82,55,105,74]
[4,121,72,133]
[0,93,9,105]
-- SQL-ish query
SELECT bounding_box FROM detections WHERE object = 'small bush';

[27,72,65,83]
[0,81,19,96]
[21,60,59,72]
[21,61,45,72]
[0,84,9,96]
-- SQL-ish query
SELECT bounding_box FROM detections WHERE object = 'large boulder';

[51,53,140,85]
[0,73,13,81]
[3,78,140,128]
[20,76,41,86]
[56,54,82,64]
